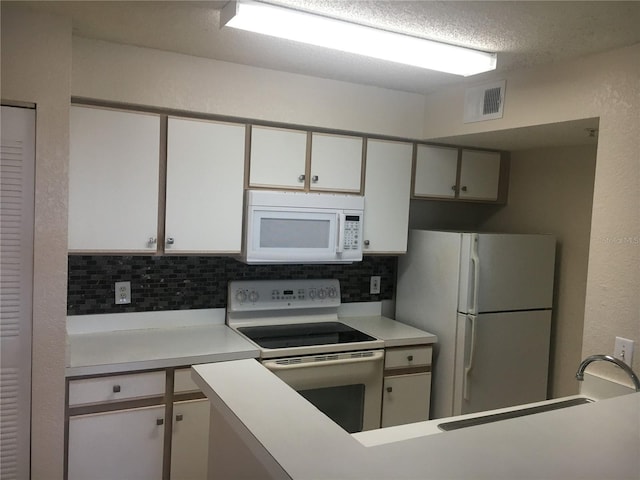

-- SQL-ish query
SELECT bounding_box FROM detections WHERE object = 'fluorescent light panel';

[221,0,497,77]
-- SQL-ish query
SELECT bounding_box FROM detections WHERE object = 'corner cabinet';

[69,106,161,252]
[414,145,507,203]
[165,117,245,253]
[362,139,413,254]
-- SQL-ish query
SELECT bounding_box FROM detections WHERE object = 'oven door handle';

[262,350,384,371]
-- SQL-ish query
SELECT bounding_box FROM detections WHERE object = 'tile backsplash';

[68,255,397,316]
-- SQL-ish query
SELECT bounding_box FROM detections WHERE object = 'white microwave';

[242,190,365,264]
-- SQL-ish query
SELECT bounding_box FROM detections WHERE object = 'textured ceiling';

[13,1,638,149]
[20,1,640,95]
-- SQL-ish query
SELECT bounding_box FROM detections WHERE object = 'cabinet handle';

[298,174,305,182]
[461,186,468,192]
[112,385,121,393]
[311,175,319,183]
[451,185,457,191]
[166,237,175,246]
[156,418,164,426]
[407,355,414,362]
[364,240,370,247]
[386,387,393,393]
[175,414,183,422]
[148,237,157,247]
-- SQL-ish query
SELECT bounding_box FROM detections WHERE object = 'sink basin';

[437,397,594,431]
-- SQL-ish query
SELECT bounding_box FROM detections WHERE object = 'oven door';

[262,350,383,433]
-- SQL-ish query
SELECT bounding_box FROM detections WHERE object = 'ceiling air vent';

[464,80,506,123]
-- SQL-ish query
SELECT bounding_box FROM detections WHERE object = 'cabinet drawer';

[174,368,201,394]
[68,371,166,407]
[385,346,432,369]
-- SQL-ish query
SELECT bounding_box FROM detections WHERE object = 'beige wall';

[1,6,71,479]
[71,37,427,139]
[423,45,640,387]
[482,145,597,397]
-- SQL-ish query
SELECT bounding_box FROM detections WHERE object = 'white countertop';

[339,314,437,347]
[192,358,640,480]
[66,309,260,376]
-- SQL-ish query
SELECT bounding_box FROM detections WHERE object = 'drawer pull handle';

[175,414,183,422]
[156,418,164,426]
[407,355,414,362]
[112,385,121,393]
[386,387,393,393]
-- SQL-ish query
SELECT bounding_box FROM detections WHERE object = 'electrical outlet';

[370,276,381,295]
[613,336,634,367]
[115,281,131,305]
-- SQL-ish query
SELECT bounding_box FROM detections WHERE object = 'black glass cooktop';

[237,321,376,349]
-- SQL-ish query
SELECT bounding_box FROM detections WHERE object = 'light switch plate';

[613,336,634,367]
[115,281,131,304]
[370,276,381,295]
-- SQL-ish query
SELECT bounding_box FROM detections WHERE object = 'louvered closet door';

[0,105,35,480]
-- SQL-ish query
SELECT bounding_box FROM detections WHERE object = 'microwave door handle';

[336,213,345,254]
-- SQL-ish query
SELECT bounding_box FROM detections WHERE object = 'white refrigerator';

[396,229,556,419]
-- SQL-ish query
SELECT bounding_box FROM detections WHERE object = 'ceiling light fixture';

[220,0,497,77]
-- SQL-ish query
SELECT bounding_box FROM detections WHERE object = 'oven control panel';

[228,279,341,312]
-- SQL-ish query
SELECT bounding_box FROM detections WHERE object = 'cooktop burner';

[238,321,376,349]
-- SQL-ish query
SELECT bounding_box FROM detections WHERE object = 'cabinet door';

[249,126,307,189]
[310,133,362,193]
[69,106,160,252]
[362,139,413,254]
[414,145,458,199]
[381,373,431,427]
[68,405,165,480]
[459,150,501,201]
[165,118,245,253]
[170,399,210,480]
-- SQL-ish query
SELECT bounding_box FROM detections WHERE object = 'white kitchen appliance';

[396,229,556,419]
[241,190,364,264]
[226,279,384,433]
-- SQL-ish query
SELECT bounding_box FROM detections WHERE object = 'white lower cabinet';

[381,373,432,428]
[67,405,166,480]
[170,399,210,480]
[67,369,210,480]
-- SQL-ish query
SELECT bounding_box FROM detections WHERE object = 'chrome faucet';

[576,354,640,392]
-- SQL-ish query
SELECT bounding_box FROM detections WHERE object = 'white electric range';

[226,278,385,432]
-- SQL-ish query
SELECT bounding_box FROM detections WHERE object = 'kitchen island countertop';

[192,358,640,480]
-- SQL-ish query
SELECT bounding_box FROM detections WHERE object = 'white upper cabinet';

[309,133,363,193]
[363,139,413,254]
[414,145,459,199]
[249,126,307,189]
[69,106,160,252]
[165,117,245,253]
[459,149,502,201]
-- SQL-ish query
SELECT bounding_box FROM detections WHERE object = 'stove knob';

[248,291,259,303]
[308,289,316,299]
[235,290,247,303]
[318,288,327,299]
[328,287,337,298]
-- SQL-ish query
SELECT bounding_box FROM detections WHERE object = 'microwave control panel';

[343,215,362,250]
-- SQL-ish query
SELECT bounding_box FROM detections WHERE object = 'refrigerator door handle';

[463,315,477,401]
[469,234,480,315]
